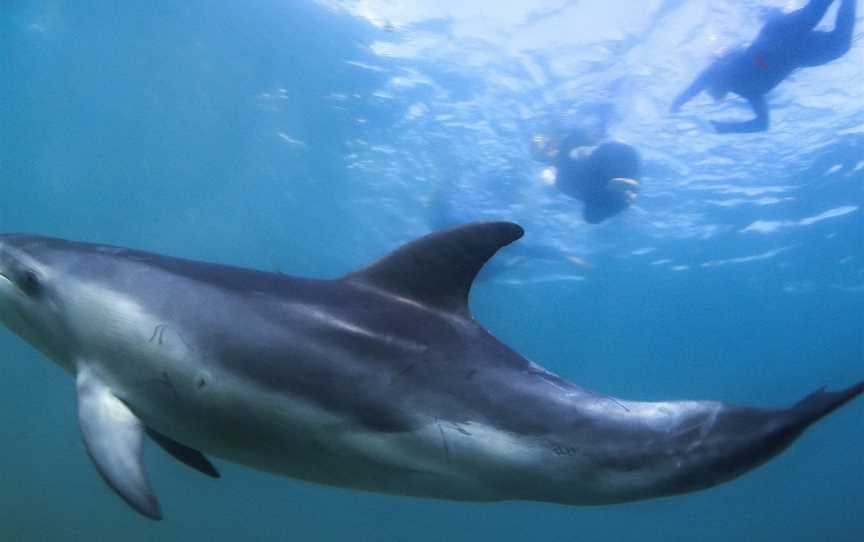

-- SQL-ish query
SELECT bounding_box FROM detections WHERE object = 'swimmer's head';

[589,142,641,181]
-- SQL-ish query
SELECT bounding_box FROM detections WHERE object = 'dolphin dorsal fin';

[343,222,524,316]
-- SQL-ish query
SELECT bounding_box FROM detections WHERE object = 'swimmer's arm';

[797,0,856,66]
[670,67,713,113]
[711,95,769,134]
[788,0,837,33]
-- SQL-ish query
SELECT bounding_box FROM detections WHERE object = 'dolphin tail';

[789,380,864,428]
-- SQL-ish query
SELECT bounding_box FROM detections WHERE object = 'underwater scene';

[1,0,862,540]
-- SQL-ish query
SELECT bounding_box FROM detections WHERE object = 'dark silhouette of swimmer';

[542,130,642,224]
[671,0,856,134]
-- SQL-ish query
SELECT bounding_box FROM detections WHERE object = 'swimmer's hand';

[531,134,558,162]
[608,177,640,204]
[670,91,694,113]
[569,145,597,160]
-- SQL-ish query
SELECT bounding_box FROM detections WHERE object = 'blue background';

[1,1,862,540]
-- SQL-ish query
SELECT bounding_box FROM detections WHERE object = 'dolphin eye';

[19,270,42,296]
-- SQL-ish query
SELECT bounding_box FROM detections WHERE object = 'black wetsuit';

[554,132,642,224]
[672,0,856,133]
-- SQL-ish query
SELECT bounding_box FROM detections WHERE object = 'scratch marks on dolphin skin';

[451,423,472,436]
[547,441,581,458]
[155,371,179,398]
[303,306,428,354]
[438,423,452,463]
[152,369,210,397]
[390,363,417,384]
[148,323,192,350]
[606,396,631,413]
[677,403,721,453]
[545,441,644,473]
[700,403,720,438]
[148,324,166,344]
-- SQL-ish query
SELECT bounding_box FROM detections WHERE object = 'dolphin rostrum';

[0,222,860,520]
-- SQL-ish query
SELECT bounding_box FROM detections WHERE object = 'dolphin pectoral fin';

[76,370,162,520]
[146,428,221,479]
[343,222,524,315]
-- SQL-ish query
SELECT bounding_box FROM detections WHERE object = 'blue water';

[2,1,862,540]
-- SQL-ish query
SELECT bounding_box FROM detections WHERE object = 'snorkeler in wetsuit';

[671,0,856,134]
[547,131,642,224]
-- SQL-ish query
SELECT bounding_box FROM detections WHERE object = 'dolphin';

[0,222,860,520]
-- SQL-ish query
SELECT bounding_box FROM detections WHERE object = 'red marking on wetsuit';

[755,54,768,70]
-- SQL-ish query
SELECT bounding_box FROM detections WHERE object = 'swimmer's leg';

[760,0,835,38]
[711,95,769,134]
[786,0,837,32]
[798,0,856,65]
